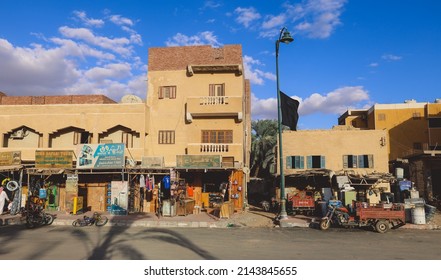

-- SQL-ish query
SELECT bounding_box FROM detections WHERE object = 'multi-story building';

[146,45,251,210]
[0,44,251,213]
[338,99,441,201]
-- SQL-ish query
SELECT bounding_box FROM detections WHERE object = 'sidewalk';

[1,208,440,230]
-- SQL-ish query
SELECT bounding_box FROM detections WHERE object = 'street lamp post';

[275,27,294,220]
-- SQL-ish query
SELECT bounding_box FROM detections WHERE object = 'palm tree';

[250,119,278,178]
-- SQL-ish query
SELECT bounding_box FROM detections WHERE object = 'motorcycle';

[21,203,55,229]
[319,202,351,230]
[72,212,108,227]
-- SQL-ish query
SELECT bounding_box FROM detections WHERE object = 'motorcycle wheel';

[72,219,85,227]
[95,215,108,226]
[375,220,389,233]
[320,219,331,230]
[44,214,54,225]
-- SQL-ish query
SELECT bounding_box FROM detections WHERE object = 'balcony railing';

[187,143,243,155]
[199,96,229,105]
[186,96,243,122]
[199,143,229,153]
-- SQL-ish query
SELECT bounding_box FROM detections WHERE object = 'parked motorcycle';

[21,203,54,229]
[320,200,406,233]
[72,212,108,227]
[319,202,351,230]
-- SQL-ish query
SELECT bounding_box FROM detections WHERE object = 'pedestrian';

[0,186,11,215]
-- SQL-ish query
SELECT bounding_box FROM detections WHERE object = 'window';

[122,132,133,148]
[286,156,304,169]
[429,118,441,128]
[377,113,386,121]
[343,155,358,168]
[158,130,175,144]
[358,154,374,168]
[209,84,225,96]
[306,155,325,169]
[74,132,90,145]
[201,130,232,143]
[158,86,177,99]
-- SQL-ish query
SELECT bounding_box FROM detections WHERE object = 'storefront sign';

[76,143,125,169]
[141,156,164,168]
[0,151,21,166]
[35,150,73,168]
[176,155,221,168]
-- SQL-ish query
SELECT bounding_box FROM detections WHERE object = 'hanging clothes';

[140,175,146,189]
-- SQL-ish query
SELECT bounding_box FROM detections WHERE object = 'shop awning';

[0,165,24,172]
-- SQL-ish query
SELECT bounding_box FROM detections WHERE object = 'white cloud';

[59,26,133,56]
[258,0,347,39]
[369,62,379,67]
[165,31,221,47]
[0,38,80,94]
[73,10,104,27]
[243,55,276,85]
[0,11,145,101]
[109,15,134,26]
[234,7,261,28]
[251,86,370,120]
[262,14,287,30]
[84,63,132,81]
[382,54,402,61]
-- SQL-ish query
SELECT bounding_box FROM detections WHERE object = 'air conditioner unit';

[10,129,25,139]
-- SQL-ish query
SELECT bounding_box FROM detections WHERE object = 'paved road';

[1,224,441,260]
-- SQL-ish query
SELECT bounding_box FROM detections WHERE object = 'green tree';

[250,119,278,178]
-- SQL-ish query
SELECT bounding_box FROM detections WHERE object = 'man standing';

[0,186,10,215]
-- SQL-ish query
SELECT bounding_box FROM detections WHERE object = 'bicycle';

[72,212,109,227]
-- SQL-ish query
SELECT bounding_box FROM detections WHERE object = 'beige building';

[338,99,441,201]
[0,44,251,213]
[281,127,389,176]
[338,99,441,161]
[278,126,391,204]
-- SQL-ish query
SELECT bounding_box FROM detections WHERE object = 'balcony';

[186,96,243,122]
[187,143,243,156]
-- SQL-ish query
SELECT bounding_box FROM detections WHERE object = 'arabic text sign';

[76,144,125,169]
[35,150,73,168]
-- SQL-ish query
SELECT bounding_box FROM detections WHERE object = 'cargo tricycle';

[287,191,315,216]
[320,201,406,233]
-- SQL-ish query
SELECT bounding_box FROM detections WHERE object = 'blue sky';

[1,0,440,129]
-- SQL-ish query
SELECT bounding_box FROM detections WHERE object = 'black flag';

[280,91,299,131]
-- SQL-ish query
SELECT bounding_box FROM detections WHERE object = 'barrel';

[425,204,437,222]
[411,204,426,224]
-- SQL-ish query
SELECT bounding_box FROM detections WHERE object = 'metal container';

[411,204,426,224]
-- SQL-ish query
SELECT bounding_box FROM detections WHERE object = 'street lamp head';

[280,30,294,44]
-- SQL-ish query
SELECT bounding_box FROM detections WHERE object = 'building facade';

[338,99,441,202]
[0,44,251,215]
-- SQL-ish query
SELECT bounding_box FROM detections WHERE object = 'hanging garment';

[162,176,170,190]
[140,175,146,188]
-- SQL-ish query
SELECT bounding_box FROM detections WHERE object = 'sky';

[1,0,440,129]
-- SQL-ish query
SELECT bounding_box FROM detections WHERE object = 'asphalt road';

[1,224,441,260]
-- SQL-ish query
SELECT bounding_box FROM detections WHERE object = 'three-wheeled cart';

[287,191,315,216]
[355,202,406,233]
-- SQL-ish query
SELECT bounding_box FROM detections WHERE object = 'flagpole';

[275,27,293,220]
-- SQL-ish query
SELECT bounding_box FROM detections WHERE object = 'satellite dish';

[120,94,143,103]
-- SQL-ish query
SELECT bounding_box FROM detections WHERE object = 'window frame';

[209,84,225,96]
[158,86,177,99]
[158,130,175,144]
[201,130,232,143]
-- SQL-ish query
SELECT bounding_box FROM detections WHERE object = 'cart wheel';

[320,219,330,230]
[375,220,389,233]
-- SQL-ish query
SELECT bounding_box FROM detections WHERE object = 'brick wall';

[148,44,243,71]
[0,95,117,105]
